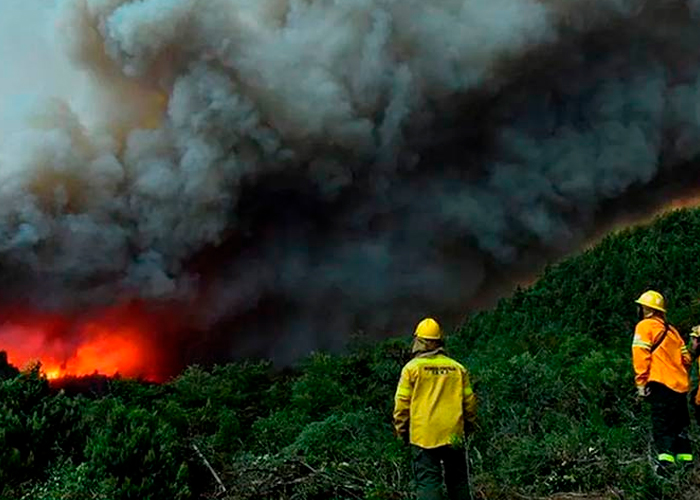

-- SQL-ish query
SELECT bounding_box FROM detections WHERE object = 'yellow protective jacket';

[393,352,476,449]
[632,317,690,393]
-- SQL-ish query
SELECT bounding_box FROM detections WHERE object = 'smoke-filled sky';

[2,0,700,367]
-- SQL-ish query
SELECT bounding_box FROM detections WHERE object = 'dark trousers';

[648,382,692,460]
[412,445,471,500]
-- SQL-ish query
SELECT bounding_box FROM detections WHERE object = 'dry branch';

[193,444,227,494]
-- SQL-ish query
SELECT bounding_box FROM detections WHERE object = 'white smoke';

[1,0,699,361]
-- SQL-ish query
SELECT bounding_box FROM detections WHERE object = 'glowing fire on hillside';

[0,304,166,383]
[632,196,700,230]
[667,194,700,211]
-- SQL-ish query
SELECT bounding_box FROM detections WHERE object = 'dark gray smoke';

[2,0,700,365]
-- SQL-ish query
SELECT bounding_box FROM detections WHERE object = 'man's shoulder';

[404,354,466,371]
[636,318,663,332]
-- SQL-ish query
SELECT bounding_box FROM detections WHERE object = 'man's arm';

[463,368,477,432]
[393,365,413,442]
[632,322,652,390]
[682,344,691,367]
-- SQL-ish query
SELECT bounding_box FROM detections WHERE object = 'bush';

[286,410,397,464]
[250,407,311,454]
[0,367,86,498]
[81,398,191,499]
[21,461,112,500]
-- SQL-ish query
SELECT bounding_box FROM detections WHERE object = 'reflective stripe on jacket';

[393,353,476,449]
[632,317,690,393]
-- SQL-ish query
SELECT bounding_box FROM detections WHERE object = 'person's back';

[398,353,472,449]
[393,318,476,500]
[633,316,688,393]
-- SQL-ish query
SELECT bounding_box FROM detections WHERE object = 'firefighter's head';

[691,326,700,352]
[412,317,444,354]
[635,290,666,320]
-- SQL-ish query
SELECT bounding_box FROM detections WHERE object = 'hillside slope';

[6,209,700,499]
[454,207,700,499]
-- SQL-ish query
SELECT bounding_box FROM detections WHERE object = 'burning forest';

[0,302,169,381]
[6,1,700,499]
[2,0,700,381]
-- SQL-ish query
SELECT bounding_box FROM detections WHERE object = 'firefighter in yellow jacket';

[632,290,692,475]
[393,318,477,500]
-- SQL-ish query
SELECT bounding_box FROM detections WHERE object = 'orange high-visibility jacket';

[632,317,690,393]
[393,353,477,449]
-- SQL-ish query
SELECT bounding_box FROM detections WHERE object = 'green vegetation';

[6,209,700,499]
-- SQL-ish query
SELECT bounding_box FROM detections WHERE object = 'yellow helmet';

[690,325,700,339]
[414,317,443,340]
[635,290,666,313]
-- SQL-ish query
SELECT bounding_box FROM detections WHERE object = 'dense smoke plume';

[2,0,700,369]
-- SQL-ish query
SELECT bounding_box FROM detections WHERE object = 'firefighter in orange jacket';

[393,318,477,500]
[632,290,692,475]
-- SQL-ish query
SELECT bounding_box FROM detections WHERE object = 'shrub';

[81,398,191,500]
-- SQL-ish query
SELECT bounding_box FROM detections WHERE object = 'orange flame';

[0,304,166,382]
[624,194,700,232]
[590,193,700,247]
[666,193,700,210]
